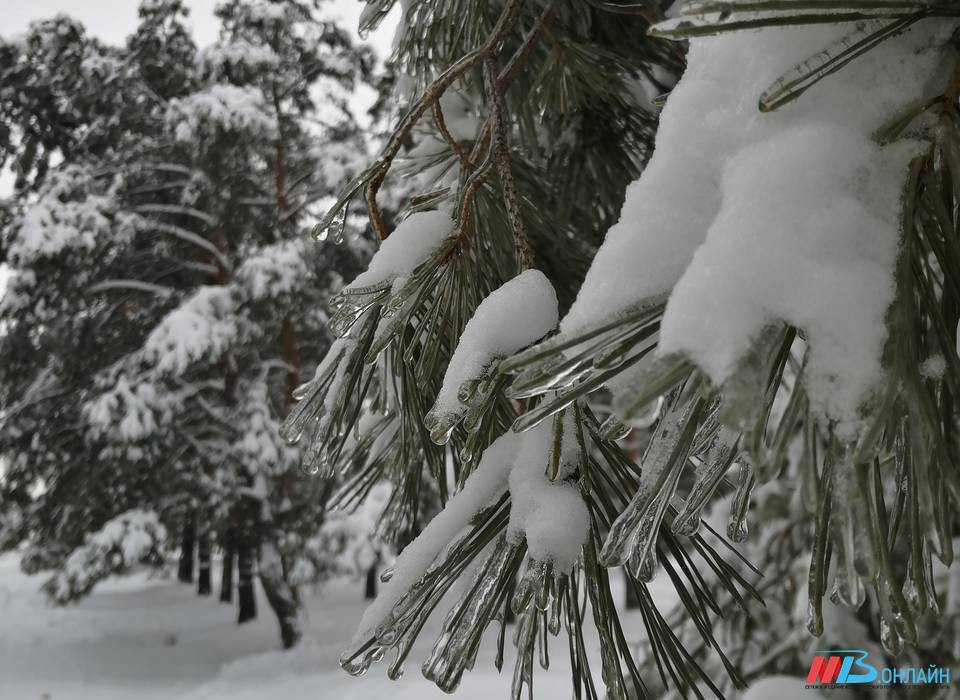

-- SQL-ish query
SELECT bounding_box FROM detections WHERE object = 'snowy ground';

[0,553,675,699]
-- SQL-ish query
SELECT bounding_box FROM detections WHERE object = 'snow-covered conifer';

[285,1,960,697]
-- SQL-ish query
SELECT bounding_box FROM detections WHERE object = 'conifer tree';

[287,1,960,697]
[0,0,374,649]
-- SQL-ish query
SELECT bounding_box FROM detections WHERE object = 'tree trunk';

[365,563,378,600]
[177,513,195,584]
[197,531,212,596]
[259,541,302,649]
[220,541,235,603]
[237,539,257,624]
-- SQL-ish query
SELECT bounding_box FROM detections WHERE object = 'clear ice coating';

[629,395,663,430]
[628,546,659,584]
[511,606,538,699]
[726,458,755,543]
[673,425,739,536]
[312,200,347,241]
[600,389,703,568]
[421,534,524,693]
[425,357,502,445]
[337,494,523,686]
[598,414,631,441]
[279,343,349,444]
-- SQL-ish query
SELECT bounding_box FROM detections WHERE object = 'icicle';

[831,460,866,610]
[880,616,902,656]
[726,458,755,543]
[422,534,525,693]
[921,540,939,616]
[506,355,565,397]
[279,383,324,444]
[313,201,347,241]
[301,416,337,478]
[494,603,507,673]
[538,609,550,671]
[329,296,382,338]
[600,391,703,567]
[513,559,548,615]
[424,411,458,445]
[628,546,659,583]
[279,342,349,443]
[806,451,834,638]
[508,350,596,399]
[511,609,538,700]
[689,397,721,457]
[875,579,904,656]
[548,576,565,636]
[673,426,739,536]
[759,18,918,112]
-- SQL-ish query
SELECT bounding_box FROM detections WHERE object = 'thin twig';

[497,0,556,91]
[484,57,533,271]
[432,98,471,169]
[453,137,497,249]
[362,0,526,240]
[466,3,553,170]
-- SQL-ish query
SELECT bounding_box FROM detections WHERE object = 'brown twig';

[466,3,553,171]
[362,0,526,241]
[484,57,533,271]
[497,1,556,92]
[432,98,471,170]
[454,137,497,246]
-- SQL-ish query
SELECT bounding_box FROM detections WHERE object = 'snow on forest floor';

[0,553,677,699]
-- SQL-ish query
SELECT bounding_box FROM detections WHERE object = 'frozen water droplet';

[631,396,663,429]
[314,204,347,242]
[880,618,901,655]
[429,416,457,445]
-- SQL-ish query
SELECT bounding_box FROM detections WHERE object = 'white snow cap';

[561,19,955,433]
[346,210,454,290]
[434,269,559,416]
[507,422,589,572]
[352,421,589,642]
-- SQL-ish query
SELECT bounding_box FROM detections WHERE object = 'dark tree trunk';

[259,542,302,649]
[237,539,257,624]
[220,541,235,603]
[197,531,212,596]
[177,513,195,584]
[364,564,378,600]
